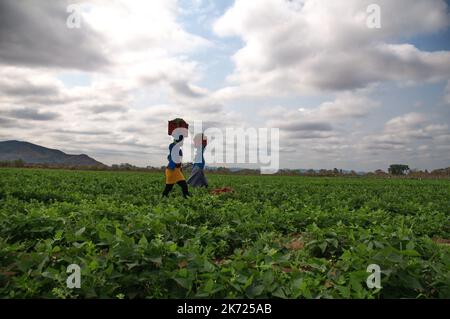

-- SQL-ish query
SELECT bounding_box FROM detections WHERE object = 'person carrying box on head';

[162,119,191,198]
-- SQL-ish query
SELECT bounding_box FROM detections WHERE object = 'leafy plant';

[0,168,448,298]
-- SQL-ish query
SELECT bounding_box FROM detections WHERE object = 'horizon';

[0,0,449,172]
[1,139,447,173]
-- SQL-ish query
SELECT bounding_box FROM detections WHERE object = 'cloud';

[136,56,210,101]
[360,112,450,152]
[282,121,334,132]
[0,0,211,90]
[54,129,111,136]
[169,81,207,98]
[314,92,379,119]
[1,107,60,121]
[260,94,449,169]
[0,117,17,128]
[1,0,448,171]
[84,0,210,54]
[214,0,450,97]
[0,0,110,71]
[384,112,427,133]
[0,68,63,98]
[0,67,76,107]
[285,131,338,140]
[88,104,129,114]
[0,79,59,97]
[0,1,218,167]
[265,92,378,140]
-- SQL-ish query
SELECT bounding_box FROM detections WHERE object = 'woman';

[187,134,208,188]
[162,135,191,198]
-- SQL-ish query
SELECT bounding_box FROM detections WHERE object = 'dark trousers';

[162,181,190,198]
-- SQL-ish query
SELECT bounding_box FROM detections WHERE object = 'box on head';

[168,118,189,139]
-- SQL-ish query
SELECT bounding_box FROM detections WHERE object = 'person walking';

[162,134,191,198]
[187,134,208,188]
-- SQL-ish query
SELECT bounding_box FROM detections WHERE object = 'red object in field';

[168,118,189,136]
[211,187,234,195]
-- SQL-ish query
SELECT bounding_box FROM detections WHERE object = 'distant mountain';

[0,140,105,166]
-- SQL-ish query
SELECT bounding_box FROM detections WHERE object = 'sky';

[0,0,449,171]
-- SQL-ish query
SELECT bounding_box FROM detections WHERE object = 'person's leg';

[177,180,191,198]
[200,169,208,188]
[162,184,174,197]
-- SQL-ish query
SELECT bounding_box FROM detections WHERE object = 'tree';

[388,164,410,175]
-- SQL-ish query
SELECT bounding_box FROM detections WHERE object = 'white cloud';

[265,91,379,136]
[85,0,210,56]
[314,92,380,119]
[1,0,449,170]
[214,0,450,98]
[361,112,450,152]
[384,112,427,133]
[0,67,67,104]
[0,0,223,166]
[257,92,379,168]
[0,0,110,70]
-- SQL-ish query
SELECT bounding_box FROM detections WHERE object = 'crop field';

[0,168,449,299]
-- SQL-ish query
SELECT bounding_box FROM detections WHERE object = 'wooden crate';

[168,118,189,136]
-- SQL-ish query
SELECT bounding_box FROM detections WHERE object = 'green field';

[0,168,449,299]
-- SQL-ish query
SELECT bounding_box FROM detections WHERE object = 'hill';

[0,140,104,167]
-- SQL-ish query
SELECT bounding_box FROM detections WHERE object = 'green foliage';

[389,164,410,176]
[0,168,448,299]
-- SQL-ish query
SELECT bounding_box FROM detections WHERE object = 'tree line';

[0,160,449,178]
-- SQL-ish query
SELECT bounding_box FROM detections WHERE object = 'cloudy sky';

[0,0,449,171]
